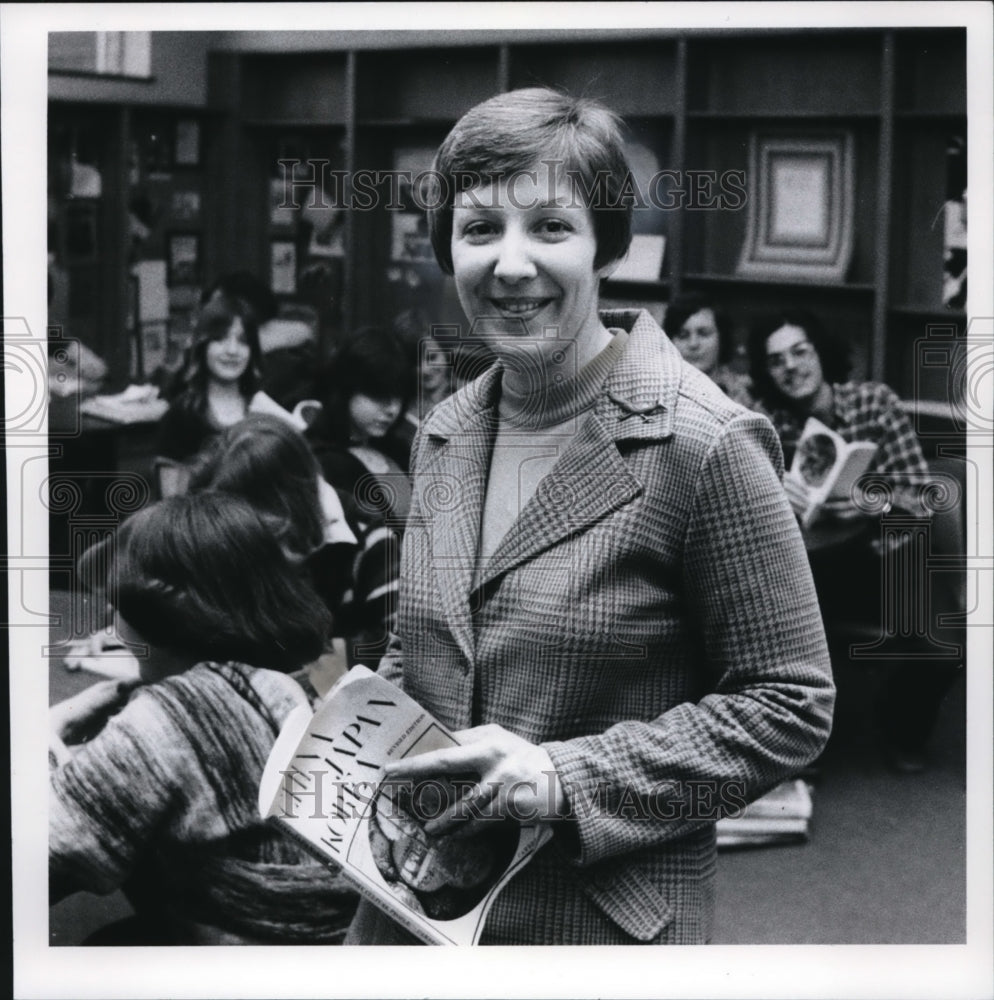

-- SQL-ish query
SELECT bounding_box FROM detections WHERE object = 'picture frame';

[173,118,201,167]
[166,232,201,286]
[737,131,855,282]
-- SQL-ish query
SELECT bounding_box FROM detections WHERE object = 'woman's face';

[764,323,826,405]
[349,392,403,443]
[450,161,612,362]
[672,308,721,375]
[205,317,252,386]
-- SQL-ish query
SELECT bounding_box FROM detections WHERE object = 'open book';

[786,417,877,529]
[258,666,551,945]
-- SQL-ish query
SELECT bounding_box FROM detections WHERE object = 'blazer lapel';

[417,367,501,664]
[479,310,681,588]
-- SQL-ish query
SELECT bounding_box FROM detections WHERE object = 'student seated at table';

[747,308,932,569]
[662,292,754,406]
[49,492,357,944]
[747,309,957,771]
[156,286,266,465]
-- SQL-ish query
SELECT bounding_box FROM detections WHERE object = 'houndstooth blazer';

[363,309,835,945]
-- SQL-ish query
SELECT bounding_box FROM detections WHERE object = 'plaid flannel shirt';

[760,381,932,517]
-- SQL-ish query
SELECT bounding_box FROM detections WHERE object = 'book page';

[259,666,551,945]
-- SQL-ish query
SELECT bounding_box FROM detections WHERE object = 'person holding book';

[747,309,932,533]
[747,310,955,772]
[345,87,835,946]
[49,493,357,944]
[662,291,754,406]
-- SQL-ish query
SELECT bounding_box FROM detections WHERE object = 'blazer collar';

[421,309,681,444]
[594,308,679,442]
[416,310,681,612]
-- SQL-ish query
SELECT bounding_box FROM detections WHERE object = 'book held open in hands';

[787,417,878,529]
[258,665,552,945]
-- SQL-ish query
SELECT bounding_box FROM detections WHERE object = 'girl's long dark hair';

[78,493,331,671]
[310,326,414,454]
[166,291,264,422]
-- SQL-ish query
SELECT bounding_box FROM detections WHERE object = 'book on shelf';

[786,417,878,529]
[716,778,814,848]
[258,665,551,946]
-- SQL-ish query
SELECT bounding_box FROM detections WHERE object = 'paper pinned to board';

[132,260,170,322]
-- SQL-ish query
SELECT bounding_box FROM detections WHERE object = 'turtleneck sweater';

[474,329,629,585]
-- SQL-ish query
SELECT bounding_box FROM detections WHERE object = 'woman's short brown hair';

[427,87,634,274]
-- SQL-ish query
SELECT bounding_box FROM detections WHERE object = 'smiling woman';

[343,88,835,948]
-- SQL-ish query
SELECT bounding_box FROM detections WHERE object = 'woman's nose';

[493,232,537,283]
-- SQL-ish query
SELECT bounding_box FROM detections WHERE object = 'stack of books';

[716,778,814,848]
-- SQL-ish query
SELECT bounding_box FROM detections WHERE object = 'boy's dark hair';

[747,308,852,405]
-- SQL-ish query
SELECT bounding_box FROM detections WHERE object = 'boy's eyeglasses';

[766,341,816,373]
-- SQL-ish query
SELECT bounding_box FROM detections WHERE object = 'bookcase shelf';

[683,273,877,293]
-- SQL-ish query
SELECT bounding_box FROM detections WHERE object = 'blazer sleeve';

[544,411,836,867]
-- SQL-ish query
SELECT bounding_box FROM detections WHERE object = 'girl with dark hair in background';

[49,493,356,944]
[156,289,265,464]
[307,327,416,667]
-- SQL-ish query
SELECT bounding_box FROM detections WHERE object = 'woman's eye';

[461,220,497,240]
[536,218,572,238]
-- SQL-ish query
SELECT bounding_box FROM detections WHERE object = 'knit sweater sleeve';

[49,687,188,900]
[49,664,309,902]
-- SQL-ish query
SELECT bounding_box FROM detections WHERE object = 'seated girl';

[156,289,266,465]
[49,492,357,944]
[307,326,415,529]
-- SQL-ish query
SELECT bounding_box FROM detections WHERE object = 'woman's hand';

[50,678,141,747]
[381,723,565,837]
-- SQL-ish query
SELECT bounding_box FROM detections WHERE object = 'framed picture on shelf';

[737,131,855,282]
[271,240,297,294]
[173,119,201,167]
[166,232,201,287]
